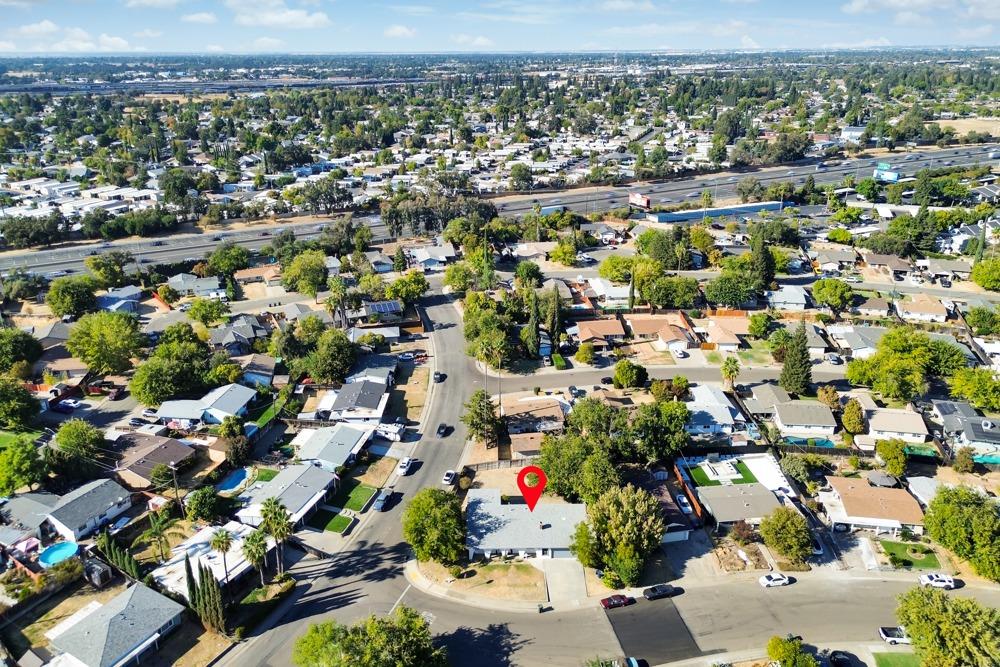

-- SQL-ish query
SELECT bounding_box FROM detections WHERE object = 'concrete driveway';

[541,559,588,603]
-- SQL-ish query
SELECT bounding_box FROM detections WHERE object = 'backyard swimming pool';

[782,436,836,448]
[39,542,78,568]
[216,467,250,492]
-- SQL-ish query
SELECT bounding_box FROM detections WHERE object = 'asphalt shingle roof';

[48,479,130,531]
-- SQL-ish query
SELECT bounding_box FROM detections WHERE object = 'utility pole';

[169,460,185,519]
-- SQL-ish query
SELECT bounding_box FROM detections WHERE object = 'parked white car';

[879,626,911,645]
[919,573,955,590]
[396,457,414,476]
[675,494,693,515]
[758,573,791,588]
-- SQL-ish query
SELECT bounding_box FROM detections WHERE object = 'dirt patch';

[714,541,769,572]
[584,567,611,596]
[240,283,286,301]
[132,518,199,565]
[387,363,429,423]
[627,341,676,366]
[462,437,503,466]
[420,560,547,602]
[468,467,568,506]
[350,455,398,488]
[926,118,1000,136]
[145,617,232,667]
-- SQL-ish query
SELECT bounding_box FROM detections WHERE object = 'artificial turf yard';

[687,460,758,487]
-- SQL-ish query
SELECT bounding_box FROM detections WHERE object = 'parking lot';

[604,597,702,665]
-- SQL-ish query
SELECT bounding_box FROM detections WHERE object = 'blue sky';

[0,0,997,54]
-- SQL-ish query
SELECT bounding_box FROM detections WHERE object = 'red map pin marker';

[516,465,547,511]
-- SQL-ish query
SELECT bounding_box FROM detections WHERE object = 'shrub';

[551,353,568,370]
[730,520,754,545]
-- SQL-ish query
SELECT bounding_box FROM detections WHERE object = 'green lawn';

[705,351,722,364]
[0,429,42,448]
[881,540,941,570]
[873,653,920,667]
[687,460,758,487]
[329,479,376,512]
[306,509,352,533]
[256,468,278,482]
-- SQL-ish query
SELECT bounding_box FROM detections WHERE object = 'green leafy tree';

[386,270,429,305]
[207,242,250,277]
[392,246,407,272]
[45,276,96,318]
[241,529,269,587]
[811,278,853,313]
[952,446,975,474]
[282,249,328,296]
[759,506,812,563]
[187,297,230,327]
[766,635,819,667]
[827,228,852,245]
[971,258,1000,292]
[612,359,647,389]
[401,488,465,564]
[0,328,42,374]
[748,313,772,339]
[575,342,596,364]
[157,284,179,305]
[54,418,103,463]
[443,261,477,292]
[0,435,46,494]
[817,384,840,410]
[704,274,753,308]
[510,162,533,191]
[549,241,577,267]
[748,236,775,293]
[306,329,356,383]
[948,367,1000,411]
[460,389,502,447]
[67,311,145,374]
[185,487,222,523]
[292,606,448,667]
[84,251,134,288]
[0,376,38,429]
[150,463,174,490]
[779,321,812,395]
[924,486,1000,581]
[842,398,866,434]
[584,484,665,586]
[539,433,619,504]
[876,438,908,477]
[514,260,543,288]
[896,586,1000,667]
[209,528,234,596]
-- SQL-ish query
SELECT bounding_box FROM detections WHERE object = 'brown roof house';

[503,398,566,436]
[113,433,197,490]
[233,264,282,286]
[818,476,924,536]
[572,318,626,350]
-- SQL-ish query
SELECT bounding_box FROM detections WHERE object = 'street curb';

[403,559,604,614]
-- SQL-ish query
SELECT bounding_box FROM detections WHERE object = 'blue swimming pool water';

[782,436,836,448]
[216,467,249,492]
[39,542,78,568]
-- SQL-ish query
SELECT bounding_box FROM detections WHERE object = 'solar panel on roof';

[369,301,402,314]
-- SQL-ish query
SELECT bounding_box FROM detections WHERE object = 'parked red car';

[600,595,635,610]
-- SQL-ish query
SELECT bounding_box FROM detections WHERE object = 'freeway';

[494,143,999,216]
[2,143,995,277]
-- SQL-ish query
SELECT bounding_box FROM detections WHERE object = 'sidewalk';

[404,559,603,613]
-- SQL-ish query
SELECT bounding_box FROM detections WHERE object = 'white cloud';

[206,44,225,52]
[98,34,131,50]
[384,24,416,38]
[893,10,929,24]
[133,29,163,38]
[252,36,284,50]
[841,0,945,14]
[958,23,994,39]
[599,0,656,10]
[741,34,760,48]
[451,33,495,47]
[964,0,1000,20]
[11,19,60,37]
[0,41,15,51]
[0,0,45,6]
[125,0,182,7]
[822,36,892,48]
[391,4,434,15]
[224,0,332,29]
[181,12,217,24]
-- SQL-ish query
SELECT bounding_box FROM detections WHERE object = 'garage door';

[551,548,573,558]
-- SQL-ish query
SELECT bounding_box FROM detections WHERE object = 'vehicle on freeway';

[878,626,911,645]
[141,408,158,418]
[675,494,693,514]
[396,457,414,476]
[599,594,635,609]
[686,191,699,198]
[442,470,457,485]
[436,423,449,437]
[399,352,415,361]
[433,372,445,383]
[919,573,955,589]
[641,584,678,600]
[372,488,392,512]
[58,399,83,409]
[759,573,791,588]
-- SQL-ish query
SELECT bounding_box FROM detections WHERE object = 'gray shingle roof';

[696,483,781,523]
[332,381,387,411]
[239,464,335,517]
[297,424,370,468]
[48,479,130,531]
[774,400,837,427]
[50,584,184,667]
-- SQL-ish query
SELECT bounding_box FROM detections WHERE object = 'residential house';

[0,492,59,549]
[325,255,342,276]
[624,313,695,355]
[167,273,223,298]
[932,399,1000,462]
[151,520,274,602]
[864,253,911,276]
[236,464,336,528]
[744,383,791,418]
[346,326,401,346]
[801,322,829,359]
[509,433,544,460]
[113,432,196,490]
[48,584,184,667]
[364,251,394,274]
[504,398,565,435]
[827,325,885,359]
[292,423,373,473]
[766,285,809,311]
[156,383,257,426]
[867,408,928,444]
[840,126,867,144]
[926,257,973,281]
[695,483,781,526]
[45,479,132,542]
[895,293,948,323]
[510,241,558,262]
[698,316,750,354]
[210,314,269,354]
[30,321,71,349]
[233,265,282,286]
[818,476,924,536]
[345,354,398,385]
[587,278,630,309]
[772,401,837,437]
[465,488,586,560]
[96,285,143,313]
[686,384,743,435]
[345,300,404,324]
[572,319,626,351]
[852,296,891,318]
[535,278,572,302]
[329,380,389,424]
[813,248,857,273]
[579,222,619,245]
[236,353,277,387]
[410,242,456,271]
[971,184,1000,204]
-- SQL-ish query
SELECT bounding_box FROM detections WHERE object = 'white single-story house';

[772,401,837,437]
[868,408,928,444]
[235,465,337,528]
[45,479,133,542]
[465,488,586,560]
[818,476,924,536]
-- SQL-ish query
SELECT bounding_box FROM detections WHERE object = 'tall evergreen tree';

[520,292,540,358]
[749,235,775,293]
[184,553,199,611]
[546,284,562,338]
[779,321,812,395]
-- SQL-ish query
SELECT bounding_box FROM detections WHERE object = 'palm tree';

[209,528,234,598]
[261,498,292,575]
[242,529,269,587]
[721,355,741,390]
[133,510,184,562]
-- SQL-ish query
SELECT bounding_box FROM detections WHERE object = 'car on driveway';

[828,651,853,667]
[58,399,83,410]
[141,408,158,418]
[879,626,911,645]
[372,488,392,512]
[675,494,693,515]
[758,573,791,588]
[811,535,825,556]
[442,470,457,485]
[436,423,449,437]
[599,594,635,609]
[641,584,678,600]
[396,457,414,476]
[399,352,415,361]
[128,418,145,427]
[825,353,843,365]
[940,276,952,288]
[919,573,956,589]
